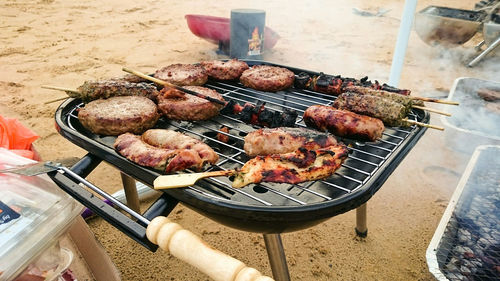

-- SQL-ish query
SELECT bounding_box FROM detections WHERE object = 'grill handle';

[49,153,176,251]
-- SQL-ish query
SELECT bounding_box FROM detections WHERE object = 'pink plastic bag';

[0,115,39,160]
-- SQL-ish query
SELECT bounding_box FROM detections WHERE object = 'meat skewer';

[295,72,459,105]
[153,144,349,189]
[303,105,385,141]
[122,67,227,106]
[42,80,159,103]
[333,92,444,130]
[344,86,451,117]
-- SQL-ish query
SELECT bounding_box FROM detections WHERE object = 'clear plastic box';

[0,148,83,281]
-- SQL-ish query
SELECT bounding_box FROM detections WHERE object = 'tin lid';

[0,148,83,281]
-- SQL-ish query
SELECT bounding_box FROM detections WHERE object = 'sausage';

[303,105,385,141]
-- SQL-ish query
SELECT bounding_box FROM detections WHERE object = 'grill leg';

[120,172,141,213]
[263,234,290,281]
[355,203,368,237]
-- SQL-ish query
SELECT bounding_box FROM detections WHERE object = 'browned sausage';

[303,105,384,141]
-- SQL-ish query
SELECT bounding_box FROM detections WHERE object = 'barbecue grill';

[50,60,429,280]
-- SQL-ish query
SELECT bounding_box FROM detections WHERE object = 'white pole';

[388,0,418,87]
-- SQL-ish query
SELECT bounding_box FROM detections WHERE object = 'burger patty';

[200,59,249,80]
[240,65,295,92]
[157,86,225,121]
[153,63,208,86]
[78,96,159,135]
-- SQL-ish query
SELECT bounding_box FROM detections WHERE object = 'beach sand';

[1,0,499,280]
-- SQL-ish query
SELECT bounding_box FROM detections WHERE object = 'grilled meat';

[217,126,230,143]
[78,96,159,136]
[154,63,208,86]
[333,92,409,127]
[114,133,179,170]
[114,130,218,173]
[220,100,298,128]
[240,65,295,92]
[141,129,219,165]
[244,127,338,157]
[303,105,385,141]
[294,72,411,96]
[344,86,424,107]
[232,144,349,188]
[200,59,249,80]
[70,80,159,102]
[477,88,500,102]
[157,86,225,121]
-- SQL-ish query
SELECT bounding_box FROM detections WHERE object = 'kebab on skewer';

[344,86,451,117]
[294,72,459,105]
[43,80,160,103]
[332,92,444,130]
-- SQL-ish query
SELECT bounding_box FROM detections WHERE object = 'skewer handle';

[44,96,69,104]
[122,67,169,86]
[122,67,227,106]
[42,85,80,94]
[146,216,274,281]
[153,170,236,189]
[411,105,451,116]
[411,96,459,106]
[403,118,444,131]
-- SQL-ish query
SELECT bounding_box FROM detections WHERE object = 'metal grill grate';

[63,71,426,208]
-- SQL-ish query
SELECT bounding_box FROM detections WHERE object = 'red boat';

[185,14,280,50]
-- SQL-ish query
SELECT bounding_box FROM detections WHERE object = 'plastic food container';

[0,148,83,281]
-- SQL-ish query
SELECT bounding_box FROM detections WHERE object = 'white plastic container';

[0,148,83,281]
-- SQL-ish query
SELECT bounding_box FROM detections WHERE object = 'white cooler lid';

[0,148,83,281]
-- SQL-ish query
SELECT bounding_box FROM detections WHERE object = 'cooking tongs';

[48,154,274,281]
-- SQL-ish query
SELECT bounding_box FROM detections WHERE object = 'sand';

[2,0,499,280]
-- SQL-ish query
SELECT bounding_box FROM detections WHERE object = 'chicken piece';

[243,127,338,157]
[232,144,349,188]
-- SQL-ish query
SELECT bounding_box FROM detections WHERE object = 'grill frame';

[54,60,429,233]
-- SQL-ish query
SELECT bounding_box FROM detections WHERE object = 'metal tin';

[230,9,265,59]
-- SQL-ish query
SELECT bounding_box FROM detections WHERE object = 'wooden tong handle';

[146,216,274,281]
